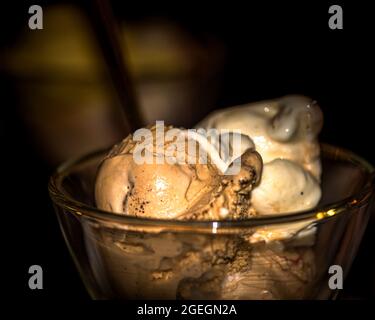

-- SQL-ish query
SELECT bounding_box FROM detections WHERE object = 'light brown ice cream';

[95,125,262,220]
[86,227,316,299]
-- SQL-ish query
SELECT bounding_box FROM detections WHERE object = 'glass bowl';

[49,144,375,299]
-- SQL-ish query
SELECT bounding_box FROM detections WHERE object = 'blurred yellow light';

[316,212,325,219]
[316,209,337,219]
[326,209,336,216]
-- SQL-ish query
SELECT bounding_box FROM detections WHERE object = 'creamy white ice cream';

[251,159,321,214]
[197,95,323,215]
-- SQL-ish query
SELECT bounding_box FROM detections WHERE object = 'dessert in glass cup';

[49,95,375,299]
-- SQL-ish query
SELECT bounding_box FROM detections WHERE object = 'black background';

[1,0,374,301]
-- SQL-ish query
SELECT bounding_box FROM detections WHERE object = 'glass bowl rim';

[48,143,375,229]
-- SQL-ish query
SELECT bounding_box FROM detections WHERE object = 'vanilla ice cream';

[251,159,321,214]
[197,95,323,215]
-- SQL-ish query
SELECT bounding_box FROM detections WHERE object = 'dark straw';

[86,0,143,131]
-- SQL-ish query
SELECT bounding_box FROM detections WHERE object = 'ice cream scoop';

[197,95,323,215]
[95,124,262,220]
[251,159,321,214]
